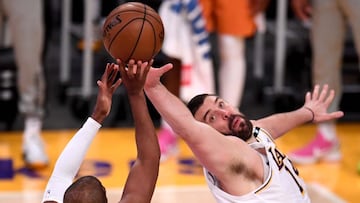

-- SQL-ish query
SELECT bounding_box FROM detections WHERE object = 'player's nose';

[216,109,230,120]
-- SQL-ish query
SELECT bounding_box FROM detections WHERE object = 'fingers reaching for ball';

[117,58,154,95]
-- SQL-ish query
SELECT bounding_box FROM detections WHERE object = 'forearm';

[255,107,313,139]
[144,83,194,138]
[128,92,159,160]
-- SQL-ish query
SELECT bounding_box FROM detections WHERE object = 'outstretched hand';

[92,63,122,123]
[144,62,173,90]
[303,84,344,123]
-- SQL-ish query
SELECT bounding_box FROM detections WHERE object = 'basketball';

[102,2,164,62]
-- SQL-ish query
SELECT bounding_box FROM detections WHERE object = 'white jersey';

[204,127,311,203]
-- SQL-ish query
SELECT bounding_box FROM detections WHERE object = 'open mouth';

[230,116,242,131]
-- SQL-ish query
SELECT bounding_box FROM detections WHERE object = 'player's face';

[194,96,253,141]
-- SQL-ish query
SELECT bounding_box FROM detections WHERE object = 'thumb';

[97,80,103,87]
[329,111,344,119]
[158,63,173,75]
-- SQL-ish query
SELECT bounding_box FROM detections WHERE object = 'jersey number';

[268,147,304,195]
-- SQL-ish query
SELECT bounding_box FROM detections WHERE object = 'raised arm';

[142,62,261,182]
[117,59,160,203]
[143,63,198,141]
[254,84,344,139]
[42,64,122,203]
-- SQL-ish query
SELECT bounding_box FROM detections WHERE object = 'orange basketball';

[102,2,164,62]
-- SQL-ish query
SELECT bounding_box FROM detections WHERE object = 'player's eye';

[219,101,225,108]
[209,115,216,123]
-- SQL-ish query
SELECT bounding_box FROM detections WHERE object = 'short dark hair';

[187,94,214,116]
[64,175,107,203]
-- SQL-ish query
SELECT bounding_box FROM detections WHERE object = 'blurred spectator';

[0,0,48,168]
[156,0,216,161]
[288,0,360,164]
[199,0,269,108]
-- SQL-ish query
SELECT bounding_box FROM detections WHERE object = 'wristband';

[304,107,314,123]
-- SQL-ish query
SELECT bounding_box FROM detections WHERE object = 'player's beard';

[227,114,253,141]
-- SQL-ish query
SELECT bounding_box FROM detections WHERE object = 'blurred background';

[0,0,358,131]
[0,0,359,202]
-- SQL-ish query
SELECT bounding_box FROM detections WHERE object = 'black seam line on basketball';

[129,2,147,9]
[145,18,157,58]
[125,5,147,62]
[108,18,143,52]
[145,13,163,25]
[107,9,162,25]
[105,10,148,23]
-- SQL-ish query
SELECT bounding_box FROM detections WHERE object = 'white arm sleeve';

[42,117,101,203]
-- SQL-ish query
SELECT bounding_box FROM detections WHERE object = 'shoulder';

[252,126,273,142]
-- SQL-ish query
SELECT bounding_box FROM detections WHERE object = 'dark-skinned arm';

[118,59,160,203]
[43,64,122,203]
